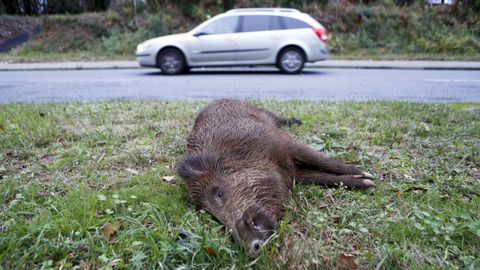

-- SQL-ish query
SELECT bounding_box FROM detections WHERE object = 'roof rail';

[227,8,301,13]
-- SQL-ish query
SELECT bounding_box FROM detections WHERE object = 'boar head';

[178,153,288,254]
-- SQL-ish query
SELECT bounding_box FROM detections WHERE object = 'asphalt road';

[1,67,479,103]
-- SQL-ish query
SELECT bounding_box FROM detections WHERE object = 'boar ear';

[177,154,223,180]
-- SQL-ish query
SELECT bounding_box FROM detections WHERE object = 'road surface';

[1,68,479,103]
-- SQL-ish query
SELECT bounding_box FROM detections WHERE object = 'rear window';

[281,17,311,29]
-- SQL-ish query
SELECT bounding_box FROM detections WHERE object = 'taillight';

[313,27,328,43]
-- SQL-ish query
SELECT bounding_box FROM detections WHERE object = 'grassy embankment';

[1,101,479,269]
[1,2,479,62]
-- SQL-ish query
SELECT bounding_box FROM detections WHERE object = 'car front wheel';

[277,47,305,74]
[157,49,186,75]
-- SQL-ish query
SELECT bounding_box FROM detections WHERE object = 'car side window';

[281,17,310,29]
[270,16,282,30]
[240,15,283,32]
[240,15,270,32]
[200,16,239,35]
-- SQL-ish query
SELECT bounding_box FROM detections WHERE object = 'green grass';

[329,52,480,61]
[0,101,479,269]
[0,49,134,63]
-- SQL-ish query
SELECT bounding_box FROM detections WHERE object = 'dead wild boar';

[178,99,375,254]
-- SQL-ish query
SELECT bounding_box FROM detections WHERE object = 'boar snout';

[234,206,277,255]
[249,239,264,255]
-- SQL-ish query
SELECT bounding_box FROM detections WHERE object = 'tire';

[157,49,187,75]
[277,47,305,74]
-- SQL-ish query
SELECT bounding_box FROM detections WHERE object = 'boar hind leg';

[264,110,302,127]
[297,171,375,189]
[276,116,303,127]
[292,143,375,188]
[252,105,302,127]
[268,112,303,127]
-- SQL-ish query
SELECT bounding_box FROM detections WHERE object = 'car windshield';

[197,16,239,35]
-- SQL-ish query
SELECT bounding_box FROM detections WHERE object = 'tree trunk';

[24,0,32,15]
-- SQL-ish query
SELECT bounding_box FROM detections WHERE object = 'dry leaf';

[396,191,402,199]
[143,219,153,228]
[284,237,294,249]
[335,252,358,270]
[79,260,90,270]
[440,194,450,200]
[109,259,123,266]
[206,247,217,256]
[102,222,118,240]
[126,168,139,175]
[322,254,329,264]
[318,203,329,209]
[404,186,428,193]
[163,176,174,182]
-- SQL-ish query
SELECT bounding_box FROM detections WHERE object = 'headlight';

[136,42,151,51]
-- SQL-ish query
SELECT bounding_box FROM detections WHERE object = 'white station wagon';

[135,8,328,74]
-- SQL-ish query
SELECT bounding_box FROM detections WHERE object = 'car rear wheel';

[157,49,186,75]
[277,47,305,74]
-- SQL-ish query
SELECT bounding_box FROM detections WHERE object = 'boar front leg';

[296,171,375,189]
[291,143,375,188]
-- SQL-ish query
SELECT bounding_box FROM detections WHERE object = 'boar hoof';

[362,179,375,188]
[361,171,374,179]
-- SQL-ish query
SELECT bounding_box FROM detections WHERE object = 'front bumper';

[135,51,156,67]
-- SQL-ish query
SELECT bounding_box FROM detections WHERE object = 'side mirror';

[193,32,207,37]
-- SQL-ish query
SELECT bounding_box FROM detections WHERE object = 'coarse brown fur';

[178,99,375,254]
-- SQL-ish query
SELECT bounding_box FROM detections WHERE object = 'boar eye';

[211,186,225,204]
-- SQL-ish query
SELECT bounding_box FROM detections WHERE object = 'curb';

[306,60,480,70]
[0,65,142,72]
[307,65,480,71]
[0,61,141,71]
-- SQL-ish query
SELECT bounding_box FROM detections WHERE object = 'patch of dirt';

[0,16,41,43]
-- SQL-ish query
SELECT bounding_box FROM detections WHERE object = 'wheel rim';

[160,53,181,73]
[280,51,302,72]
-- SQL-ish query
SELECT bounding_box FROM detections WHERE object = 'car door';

[186,15,240,65]
[233,15,282,63]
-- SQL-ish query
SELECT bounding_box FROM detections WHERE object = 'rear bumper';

[307,47,328,62]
